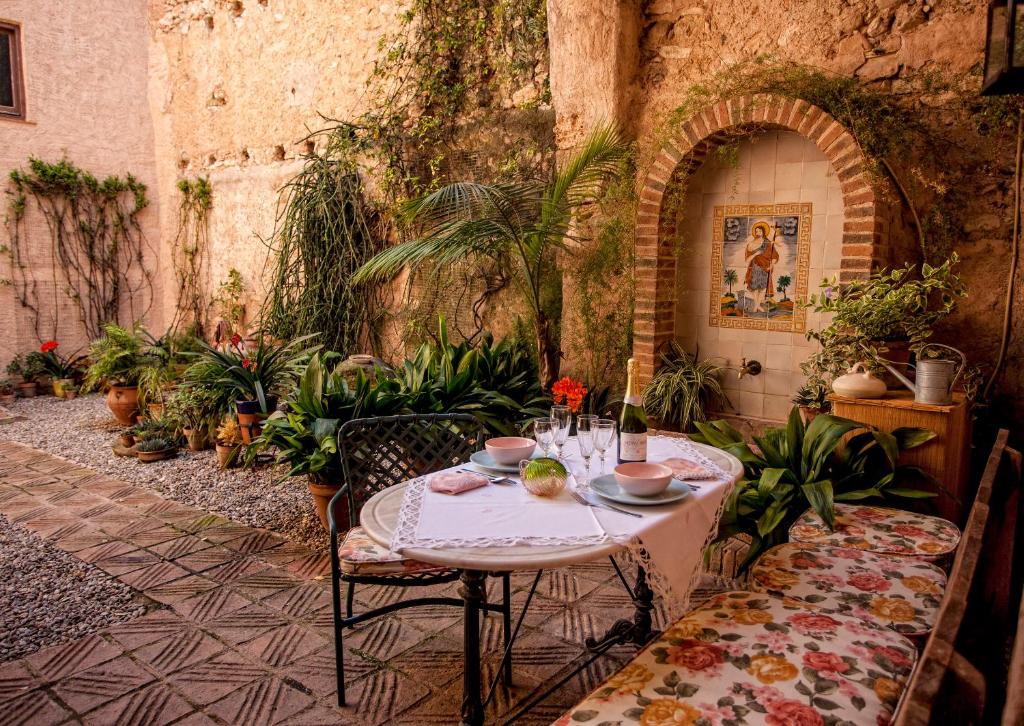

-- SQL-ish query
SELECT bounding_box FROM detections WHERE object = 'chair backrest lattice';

[337,413,484,526]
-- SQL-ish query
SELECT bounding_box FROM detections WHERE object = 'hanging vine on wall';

[170,177,212,336]
[5,158,153,340]
[260,126,388,356]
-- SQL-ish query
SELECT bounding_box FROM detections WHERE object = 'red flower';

[551,376,588,413]
[892,524,926,539]
[847,572,892,593]
[242,357,257,372]
[40,341,59,353]
[765,698,825,726]
[802,651,850,674]
[787,612,842,636]
[664,639,724,671]
[230,333,242,347]
[872,645,912,669]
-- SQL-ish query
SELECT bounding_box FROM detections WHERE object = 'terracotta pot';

[138,447,174,463]
[52,378,74,398]
[118,432,135,448]
[64,390,78,400]
[0,393,15,404]
[215,443,238,469]
[235,397,276,444]
[147,402,166,419]
[36,375,54,395]
[106,385,139,425]
[184,427,208,452]
[17,382,37,398]
[308,478,346,532]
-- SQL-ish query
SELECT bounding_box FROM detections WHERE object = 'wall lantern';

[983,0,1024,95]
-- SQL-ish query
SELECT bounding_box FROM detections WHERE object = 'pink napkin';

[429,471,489,495]
[660,457,715,481]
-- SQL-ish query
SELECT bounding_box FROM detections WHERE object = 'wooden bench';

[555,430,1021,726]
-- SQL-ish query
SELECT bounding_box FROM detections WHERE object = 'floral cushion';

[553,591,917,726]
[337,526,449,576]
[749,543,947,637]
[788,504,961,561]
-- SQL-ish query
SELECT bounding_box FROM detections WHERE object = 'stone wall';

[0,0,159,368]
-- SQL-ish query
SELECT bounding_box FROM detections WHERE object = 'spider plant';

[353,124,631,389]
[693,407,936,570]
[642,341,728,432]
[184,333,317,413]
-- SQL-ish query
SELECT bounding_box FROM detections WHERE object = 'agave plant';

[642,341,728,432]
[353,125,631,388]
[693,407,936,570]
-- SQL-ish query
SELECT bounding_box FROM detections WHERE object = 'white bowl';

[485,437,537,465]
[614,462,673,497]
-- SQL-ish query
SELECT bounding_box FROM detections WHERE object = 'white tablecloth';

[390,435,737,619]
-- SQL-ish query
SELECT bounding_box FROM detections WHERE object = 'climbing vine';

[655,58,1024,262]
[5,158,153,340]
[261,126,388,356]
[170,177,212,336]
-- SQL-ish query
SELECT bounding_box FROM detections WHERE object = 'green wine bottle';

[617,358,648,463]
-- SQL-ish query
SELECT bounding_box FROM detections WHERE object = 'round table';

[360,441,743,725]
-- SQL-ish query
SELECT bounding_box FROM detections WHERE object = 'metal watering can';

[877,344,966,405]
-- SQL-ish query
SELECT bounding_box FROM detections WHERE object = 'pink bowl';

[614,462,673,496]
[485,436,537,465]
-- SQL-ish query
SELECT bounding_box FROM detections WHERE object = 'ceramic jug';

[831,362,887,399]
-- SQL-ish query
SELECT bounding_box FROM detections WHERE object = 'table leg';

[459,569,486,726]
[585,564,655,652]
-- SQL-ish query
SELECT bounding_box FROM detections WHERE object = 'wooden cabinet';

[828,392,972,525]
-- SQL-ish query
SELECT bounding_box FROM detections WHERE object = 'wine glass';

[550,405,571,459]
[534,417,556,458]
[594,419,616,474]
[575,415,597,488]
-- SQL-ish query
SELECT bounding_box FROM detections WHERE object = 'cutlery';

[570,489,642,518]
[458,468,512,485]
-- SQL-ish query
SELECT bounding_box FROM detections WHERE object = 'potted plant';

[17,353,45,397]
[253,354,403,529]
[83,323,152,425]
[137,329,202,412]
[38,341,86,398]
[5,355,24,385]
[63,384,79,400]
[641,341,728,432]
[692,407,936,570]
[802,255,966,389]
[118,429,135,448]
[214,417,243,469]
[0,380,15,404]
[188,332,316,444]
[166,386,220,451]
[792,380,830,423]
[136,436,176,463]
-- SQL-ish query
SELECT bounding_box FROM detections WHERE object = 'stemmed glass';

[534,417,557,458]
[593,419,617,475]
[550,405,571,459]
[575,415,597,489]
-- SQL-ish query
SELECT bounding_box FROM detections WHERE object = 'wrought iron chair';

[327,413,512,706]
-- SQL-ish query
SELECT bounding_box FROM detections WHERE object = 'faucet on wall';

[737,358,762,379]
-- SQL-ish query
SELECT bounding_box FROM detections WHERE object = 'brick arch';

[632,93,891,383]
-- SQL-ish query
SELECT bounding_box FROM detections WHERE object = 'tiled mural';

[709,203,811,332]
[673,131,844,421]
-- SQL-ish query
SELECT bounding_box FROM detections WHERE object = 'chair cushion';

[337,526,448,576]
[750,543,947,637]
[788,504,961,561]
[552,591,917,726]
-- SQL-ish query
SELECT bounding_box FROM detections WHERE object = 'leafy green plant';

[5,355,23,378]
[253,354,406,481]
[354,125,630,388]
[802,255,966,384]
[130,417,180,444]
[214,269,246,335]
[792,380,831,413]
[693,408,936,570]
[642,342,728,432]
[136,329,202,406]
[137,436,175,453]
[21,352,48,382]
[184,333,317,413]
[165,386,221,432]
[37,341,85,379]
[83,323,151,390]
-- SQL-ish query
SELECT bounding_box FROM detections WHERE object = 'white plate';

[590,473,691,506]
[469,449,543,473]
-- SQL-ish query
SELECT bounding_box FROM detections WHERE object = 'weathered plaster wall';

[0,0,159,368]
[146,0,403,334]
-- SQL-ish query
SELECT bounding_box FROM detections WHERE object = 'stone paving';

[0,441,660,725]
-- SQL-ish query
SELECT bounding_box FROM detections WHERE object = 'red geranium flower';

[230,333,242,347]
[552,376,588,413]
[40,341,59,353]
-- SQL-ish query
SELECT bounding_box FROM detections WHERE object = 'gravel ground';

[0,394,329,553]
[0,513,147,663]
